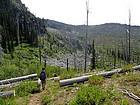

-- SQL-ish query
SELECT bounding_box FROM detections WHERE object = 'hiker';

[40,68,47,90]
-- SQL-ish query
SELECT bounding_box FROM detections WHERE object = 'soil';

[28,92,42,105]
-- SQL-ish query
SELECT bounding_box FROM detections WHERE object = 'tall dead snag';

[128,9,131,64]
[84,0,89,72]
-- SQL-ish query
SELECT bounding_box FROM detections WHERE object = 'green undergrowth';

[70,85,129,105]
[41,72,133,105]
[0,43,43,80]
[0,81,40,105]
[0,43,81,80]
[110,70,140,104]
[89,75,104,86]
[1,71,140,105]
[43,65,81,79]
[69,73,130,105]
[120,72,140,86]
[41,81,60,105]
[0,96,29,105]
[122,64,133,72]
[15,81,40,97]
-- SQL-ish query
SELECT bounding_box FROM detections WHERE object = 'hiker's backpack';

[40,71,46,80]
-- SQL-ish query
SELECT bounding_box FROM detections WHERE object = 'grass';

[0,81,40,105]
[122,64,133,72]
[70,86,107,105]
[15,81,40,97]
[0,42,81,80]
[0,43,43,80]
[70,84,130,105]
[121,73,140,86]
[0,96,29,105]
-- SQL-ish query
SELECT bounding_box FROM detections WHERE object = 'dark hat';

[42,68,45,71]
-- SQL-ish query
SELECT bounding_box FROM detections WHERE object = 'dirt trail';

[28,92,43,105]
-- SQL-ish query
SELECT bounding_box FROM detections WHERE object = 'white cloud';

[21,0,140,25]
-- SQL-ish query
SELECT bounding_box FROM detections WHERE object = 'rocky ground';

[45,51,91,70]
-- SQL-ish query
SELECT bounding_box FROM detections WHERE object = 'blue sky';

[21,0,140,26]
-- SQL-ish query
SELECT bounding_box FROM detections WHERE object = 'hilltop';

[45,19,140,37]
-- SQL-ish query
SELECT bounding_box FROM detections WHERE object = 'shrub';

[60,70,76,79]
[42,93,51,105]
[111,73,122,79]
[45,65,64,78]
[0,64,22,80]
[70,85,129,105]
[0,96,28,105]
[45,65,78,79]
[70,86,107,105]
[120,99,129,105]
[89,75,104,86]
[16,81,40,97]
[121,73,140,86]
[0,99,6,105]
[122,64,133,72]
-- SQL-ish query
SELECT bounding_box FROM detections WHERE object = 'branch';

[117,88,140,103]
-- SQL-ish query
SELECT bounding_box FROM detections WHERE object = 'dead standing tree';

[84,0,89,72]
[128,9,131,64]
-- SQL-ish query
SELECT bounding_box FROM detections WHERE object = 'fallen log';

[47,77,60,81]
[0,74,37,85]
[60,65,140,87]
[97,68,122,77]
[132,65,140,70]
[0,82,20,89]
[60,75,92,87]
[0,90,15,98]
[60,69,121,87]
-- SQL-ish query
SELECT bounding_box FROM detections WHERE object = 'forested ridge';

[0,0,46,53]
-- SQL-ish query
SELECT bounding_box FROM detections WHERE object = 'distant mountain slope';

[89,23,140,37]
[45,19,140,37]
[45,19,75,32]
